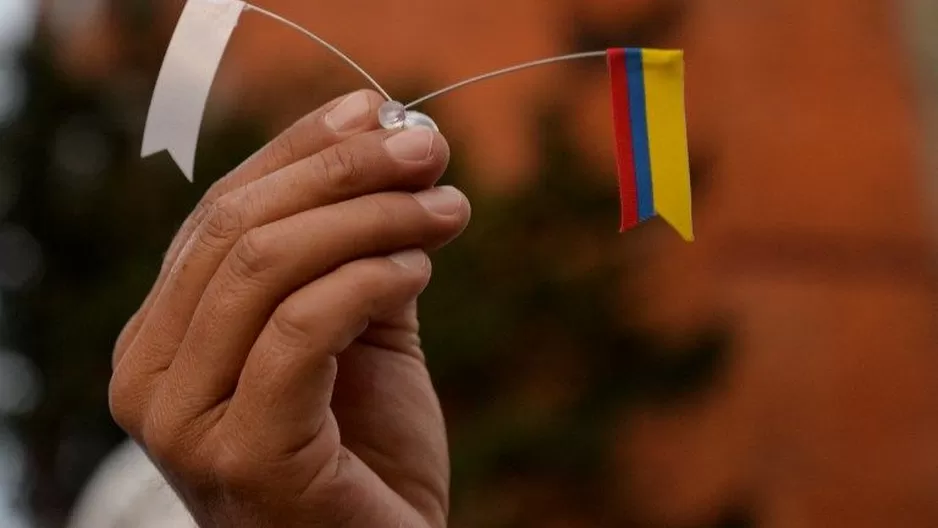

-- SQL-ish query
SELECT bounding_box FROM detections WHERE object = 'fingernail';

[325,91,371,132]
[415,186,464,216]
[384,127,434,162]
[389,249,428,270]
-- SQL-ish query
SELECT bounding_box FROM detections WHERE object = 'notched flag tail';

[142,0,246,182]
[607,48,694,242]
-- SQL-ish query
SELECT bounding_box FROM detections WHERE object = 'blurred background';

[1,0,937,527]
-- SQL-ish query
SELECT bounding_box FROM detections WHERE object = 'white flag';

[142,0,246,181]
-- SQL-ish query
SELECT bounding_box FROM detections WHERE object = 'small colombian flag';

[607,48,693,242]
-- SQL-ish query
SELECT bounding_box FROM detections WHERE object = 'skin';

[109,89,470,528]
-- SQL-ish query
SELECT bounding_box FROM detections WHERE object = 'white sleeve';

[66,439,196,528]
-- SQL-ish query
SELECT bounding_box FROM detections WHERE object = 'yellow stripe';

[641,49,694,242]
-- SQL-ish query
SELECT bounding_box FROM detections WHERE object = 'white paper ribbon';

[141,0,245,181]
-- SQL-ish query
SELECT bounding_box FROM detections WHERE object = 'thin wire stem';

[404,51,607,109]
[244,3,393,101]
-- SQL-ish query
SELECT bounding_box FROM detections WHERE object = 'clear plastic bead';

[378,101,407,129]
[379,101,440,132]
[403,111,440,132]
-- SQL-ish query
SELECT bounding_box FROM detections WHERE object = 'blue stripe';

[625,49,655,221]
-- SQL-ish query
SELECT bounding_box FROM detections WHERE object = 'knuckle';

[141,423,174,463]
[200,197,245,249]
[188,196,216,229]
[345,258,386,285]
[135,401,215,483]
[339,194,413,256]
[318,145,364,189]
[112,315,140,365]
[108,372,142,433]
[140,406,185,465]
[363,194,403,227]
[334,265,383,334]
[255,112,314,170]
[203,178,228,205]
[269,302,315,351]
[264,132,300,169]
[228,229,274,282]
[212,441,263,490]
[341,260,389,304]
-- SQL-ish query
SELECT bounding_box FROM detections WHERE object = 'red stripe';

[607,48,639,232]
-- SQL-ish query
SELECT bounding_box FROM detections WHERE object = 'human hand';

[109,90,470,527]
